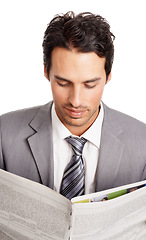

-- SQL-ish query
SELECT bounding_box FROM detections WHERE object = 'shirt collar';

[52,102,104,148]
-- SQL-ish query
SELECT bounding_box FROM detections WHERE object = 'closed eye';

[84,79,101,89]
[57,81,71,87]
[84,83,96,89]
[54,75,71,87]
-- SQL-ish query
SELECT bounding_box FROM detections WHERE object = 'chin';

[64,118,88,127]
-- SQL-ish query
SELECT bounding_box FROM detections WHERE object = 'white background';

[0,0,146,123]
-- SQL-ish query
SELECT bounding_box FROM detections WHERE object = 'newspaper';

[0,169,146,240]
[0,169,71,240]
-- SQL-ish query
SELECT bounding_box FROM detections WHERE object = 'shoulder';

[1,105,41,123]
[0,101,53,129]
[103,102,146,126]
[103,102,146,137]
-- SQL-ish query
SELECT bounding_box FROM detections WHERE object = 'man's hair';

[42,11,115,79]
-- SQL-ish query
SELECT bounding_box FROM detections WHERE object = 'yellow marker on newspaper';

[73,199,90,203]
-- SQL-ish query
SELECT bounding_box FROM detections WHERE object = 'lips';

[65,107,86,118]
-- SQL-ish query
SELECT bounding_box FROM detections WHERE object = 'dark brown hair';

[42,11,115,79]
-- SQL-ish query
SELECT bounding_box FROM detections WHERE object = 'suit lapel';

[27,102,54,189]
[96,103,125,191]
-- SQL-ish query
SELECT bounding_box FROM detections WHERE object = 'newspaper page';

[70,185,146,240]
[0,170,72,240]
[71,180,146,204]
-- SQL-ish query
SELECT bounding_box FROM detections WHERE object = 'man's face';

[45,47,111,136]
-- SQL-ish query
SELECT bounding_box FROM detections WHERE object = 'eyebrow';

[54,75,101,83]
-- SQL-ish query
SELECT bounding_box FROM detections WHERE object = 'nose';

[69,86,82,108]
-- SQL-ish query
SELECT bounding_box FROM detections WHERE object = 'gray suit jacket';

[0,101,146,192]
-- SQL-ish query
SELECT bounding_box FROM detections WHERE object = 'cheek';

[52,90,62,103]
[51,85,68,103]
[88,87,104,106]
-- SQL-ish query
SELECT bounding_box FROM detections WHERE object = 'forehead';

[50,47,106,80]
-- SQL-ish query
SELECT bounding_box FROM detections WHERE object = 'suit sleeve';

[0,116,5,169]
[142,164,146,180]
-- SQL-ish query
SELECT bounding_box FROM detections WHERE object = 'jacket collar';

[95,103,125,191]
[27,101,54,189]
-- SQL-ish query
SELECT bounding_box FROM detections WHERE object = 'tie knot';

[65,136,87,156]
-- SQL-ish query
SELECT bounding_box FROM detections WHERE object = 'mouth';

[64,107,87,118]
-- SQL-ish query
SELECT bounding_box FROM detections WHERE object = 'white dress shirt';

[52,103,104,194]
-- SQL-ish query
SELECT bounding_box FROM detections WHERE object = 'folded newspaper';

[0,169,146,240]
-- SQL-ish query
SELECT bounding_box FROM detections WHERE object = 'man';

[0,12,146,199]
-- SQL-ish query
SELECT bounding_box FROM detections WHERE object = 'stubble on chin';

[61,108,99,128]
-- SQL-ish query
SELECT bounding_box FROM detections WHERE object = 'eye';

[57,81,70,87]
[84,83,96,89]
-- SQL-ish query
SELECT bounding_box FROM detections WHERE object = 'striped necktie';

[60,136,87,200]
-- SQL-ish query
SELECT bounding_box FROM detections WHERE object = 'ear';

[106,72,111,84]
[44,63,49,80]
